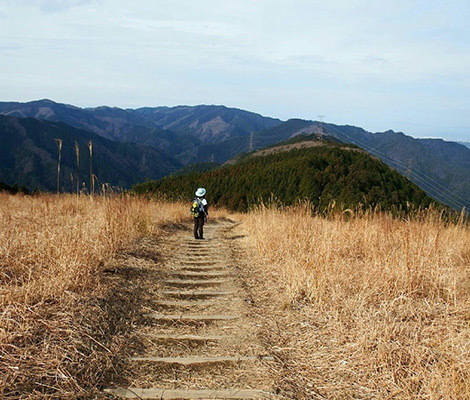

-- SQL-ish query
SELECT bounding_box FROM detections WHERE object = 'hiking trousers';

[194,215,205,239]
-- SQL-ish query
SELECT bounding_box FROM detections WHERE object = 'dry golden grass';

[0,193,187,399]
[3,191,469,399]
[242,205,470,399]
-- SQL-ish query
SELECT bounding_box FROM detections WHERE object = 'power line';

[324,126,468,210]
[318,122,470,211]
[322,123,469,210]
[249,119,468,211]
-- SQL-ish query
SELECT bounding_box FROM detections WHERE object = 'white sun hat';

[195,188,206,197]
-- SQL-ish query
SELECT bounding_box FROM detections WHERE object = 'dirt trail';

[104,220,279,399]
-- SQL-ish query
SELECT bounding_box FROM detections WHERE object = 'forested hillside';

[0,181,29,195]
[251,121,470,211]
[134,104,281,143]
[134,141,436,212]
[1,100,467,210]
[0,100,280,153]
[0,115,181,192]
[171,162,220,176]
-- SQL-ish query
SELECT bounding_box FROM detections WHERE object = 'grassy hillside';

[0,194,188,399]
[134,142,436,212]
[2,193,467,398]
[242,204,470,399]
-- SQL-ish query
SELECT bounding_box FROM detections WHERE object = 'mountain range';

[0,99,469,210]
[458,141,470,150]
[0,115,180,192]
[250,120,470,211]
[133,136,436,213]
[0,100,280,164]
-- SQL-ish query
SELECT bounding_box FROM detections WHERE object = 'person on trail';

[192,188,209,239]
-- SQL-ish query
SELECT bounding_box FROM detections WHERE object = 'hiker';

[191,188,209,239]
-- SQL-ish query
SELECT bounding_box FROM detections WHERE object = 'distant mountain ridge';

[134,139,436,213]
[134,105,281,143]
[457,141,470,150]
[0,115,181,192]
[1,99,469,211]
[0,100,281,160]
[218,119,468,211]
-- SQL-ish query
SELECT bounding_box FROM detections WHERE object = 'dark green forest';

[171,162,220,176]
[0,181,29,195]
[0,115,181,192]
[133,145,437,212]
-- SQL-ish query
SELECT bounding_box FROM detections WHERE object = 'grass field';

[242,205,470,399]
[0,194,187,399]
[1,194,469,399]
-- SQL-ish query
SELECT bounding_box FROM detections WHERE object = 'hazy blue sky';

[1,0,469,141]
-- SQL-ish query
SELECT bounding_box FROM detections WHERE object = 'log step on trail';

[104,388,275,399]
[175,260,221,266]
[180,253,215,258]
[164,279,230,286]
[160,289,236,298]
[129,355,273,365]
[105,222,277,399]
[153,299,236,307]
[169,270,229,277]
[173,265,227,271]
[145,313,240,321]
[142,333,225,341]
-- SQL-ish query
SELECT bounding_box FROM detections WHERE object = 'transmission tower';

[316,115,326,138]
[249,132,254,152]
[406,158,413,179]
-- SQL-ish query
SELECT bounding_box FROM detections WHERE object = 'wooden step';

[143,333,224,341]
[164,279,230,286]
[182,249,217,253]
[174,265,226,271]
[104,387,274,399]
[145,313,240,321]
[160,290,236,298]
[170,270,229,278]
[184,243,220,246]
[129,355,270,365]
[179,254,214,258]
[153,299,224,307]
[153,299,240,307]
[183,247,217,251]
[175,260,221,266]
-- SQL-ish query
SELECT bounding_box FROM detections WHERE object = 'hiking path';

[104,219,280,400]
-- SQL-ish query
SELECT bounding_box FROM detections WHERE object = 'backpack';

[190,198,201,217]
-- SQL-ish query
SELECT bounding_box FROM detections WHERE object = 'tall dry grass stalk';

[88,140,94,196]
[242,205,470,399]
[74,141,79,196]
[0,193,187,398]
[54,138,62,195]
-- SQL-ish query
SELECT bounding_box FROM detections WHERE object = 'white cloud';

[14,0,97,12]
[117,16,243,38]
